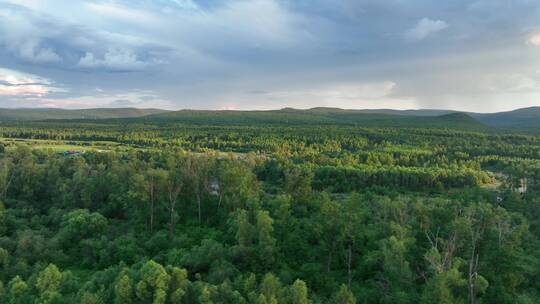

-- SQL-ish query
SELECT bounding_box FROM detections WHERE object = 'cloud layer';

[78,49,149,71]
[529,31,540,46]
[405,18,448,41]
[0,0,539,111]
[0,68,63,97]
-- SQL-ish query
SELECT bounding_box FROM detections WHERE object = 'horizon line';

[0,105,538,115]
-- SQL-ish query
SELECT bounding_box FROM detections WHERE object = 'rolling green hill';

[4,105,540,132]
[303,107,458,117]
[303,107,540,131]
[470,107,540,130]
[284,106,540,131]
[281,106,540,131]
[0,108,169,121]
[140,109,337,125]
[140,108,488,130]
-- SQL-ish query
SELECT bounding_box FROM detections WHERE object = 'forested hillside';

[2,106,540,132]
[139,109,488,130]
[471,107,540,130]
[0,108,168,121]
[0,118,539,303]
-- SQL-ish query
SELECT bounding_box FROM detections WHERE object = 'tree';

[136,260,171,304]
[378,233,415,303]
[36,264,64,304]
[332,284,356,304]
[315,198,344,273]
[288,279,308,304]
[235,209,255,249]
[461,203,491,304]
[198,284,215,304]
[217,160,259,211]
[255,210,276,267]
[0,247,8,269]
[59,209,107,242]
[115,274,133,304]
[189,155,213,223]
[164,154,186,239]
[0,158,13,200]
[80,292,104,304]
[212,281,246,304]
[7,276,32,304]
[0,281,5,303]
[146,169,167,234]
[284,166,313,203]
[471,205,530,303]
[168,267,189,303]
[420,225,467,304]
[56,209,107,266]
[0,201,6,237]
[7,145,37,201]
[341,196,366,288]
[421,264,466,304]
[260,273,281,304]
[128,168,167,234]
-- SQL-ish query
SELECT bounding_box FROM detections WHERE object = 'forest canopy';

[0,118,539,303]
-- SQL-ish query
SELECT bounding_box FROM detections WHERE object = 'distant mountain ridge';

[282,106,540,130]
[469,107,540,130]
[0,108,169,121]
[1,106,539,132]
[300,107,459,117]
[138,108,489,131]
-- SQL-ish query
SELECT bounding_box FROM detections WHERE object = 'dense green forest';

[0,108,168,121]
[0,115,539,303]
[2,106,540,131]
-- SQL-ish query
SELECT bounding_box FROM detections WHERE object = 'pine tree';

[115,274,133,304]
[332,284,356,304]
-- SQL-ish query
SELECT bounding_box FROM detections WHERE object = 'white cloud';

[483,74,540,92]
[17,39,61,63]
[0,67,63,96]
[0,9,62,63]
[319,81,397,100]
[528,31,540,46]
[168,0,199,10]
[0,4,165,69]
[144,0,315,55]
[0,0,311,70]
[85,2,159,24]
[405,18,448,41]
[224,81,414,110]
[2,0,41,10]
[41,90,174,109]
[246,81,397,101]
[78,49,148,70]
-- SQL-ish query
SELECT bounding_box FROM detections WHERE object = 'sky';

[0,0,539,112]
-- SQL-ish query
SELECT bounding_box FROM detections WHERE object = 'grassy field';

[0,138,250,160]
[0,138,123,152]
